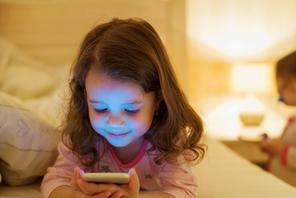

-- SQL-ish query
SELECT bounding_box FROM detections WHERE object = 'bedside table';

[196,95,289,167]
[221,140,269,167]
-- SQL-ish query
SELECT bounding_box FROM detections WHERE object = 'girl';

[260,51,296,187]
[41,18,205,198]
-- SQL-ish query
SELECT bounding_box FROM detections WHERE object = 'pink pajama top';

[41,140,197,198]
[278,116,296,167]
[269,116,296,186]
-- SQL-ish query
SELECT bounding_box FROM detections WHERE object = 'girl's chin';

[108,140,130,148]
[105,135,131,147]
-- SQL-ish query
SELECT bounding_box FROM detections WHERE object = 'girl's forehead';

[85,70,145,101]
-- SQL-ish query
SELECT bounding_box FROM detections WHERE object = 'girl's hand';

[71,166,114,198]
[260,138,284,156]
[70,167,140,198]
[107,168,140,198]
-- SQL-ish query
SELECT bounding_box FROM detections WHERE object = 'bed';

[0,1,295,197]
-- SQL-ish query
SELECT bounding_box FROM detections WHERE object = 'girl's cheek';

[89,112,105,127]
[127,116,150,131]
[89,109,105,120]
[126,114,142,124]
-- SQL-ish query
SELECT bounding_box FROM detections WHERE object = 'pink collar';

[109,140,149,169]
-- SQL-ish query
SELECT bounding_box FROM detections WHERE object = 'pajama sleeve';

[158,156,197,198]
[41,142,79,198]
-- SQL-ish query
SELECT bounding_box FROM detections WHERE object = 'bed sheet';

[194,137,296,197]
[0,137,295,198]
[0,180,41,198]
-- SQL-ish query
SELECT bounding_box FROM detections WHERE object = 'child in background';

[41,18,205,198]
[260,50,296,187]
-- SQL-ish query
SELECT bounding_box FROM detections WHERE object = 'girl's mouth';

[107,131,130,137]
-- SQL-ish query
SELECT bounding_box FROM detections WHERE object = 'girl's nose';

[107,113,124,126]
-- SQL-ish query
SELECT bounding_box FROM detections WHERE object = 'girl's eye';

[95,108,108,113]
[124,109,139,113]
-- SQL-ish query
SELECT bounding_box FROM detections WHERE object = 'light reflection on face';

[85,69,157,149]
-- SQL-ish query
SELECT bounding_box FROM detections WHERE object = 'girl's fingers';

[77,180,119,195]
[71,166,82,188]
[92,191,112,198]
[128,168,140,193]
[109,191,123,198]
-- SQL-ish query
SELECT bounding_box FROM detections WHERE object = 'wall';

[186,0,296,103]
[0,0,187,89]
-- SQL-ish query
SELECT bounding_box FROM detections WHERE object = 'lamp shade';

[230,63,273,94]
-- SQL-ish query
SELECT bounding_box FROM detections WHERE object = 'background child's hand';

[260,138,284,156]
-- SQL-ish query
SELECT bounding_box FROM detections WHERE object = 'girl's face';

[85,69,157,149]
[277,76,296,106]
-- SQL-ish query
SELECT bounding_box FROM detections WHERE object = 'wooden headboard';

[0,0,186,85]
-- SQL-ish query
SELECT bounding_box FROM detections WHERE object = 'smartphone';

[82,172,130,184]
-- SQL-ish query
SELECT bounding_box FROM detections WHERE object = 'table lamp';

[230,63,272,126]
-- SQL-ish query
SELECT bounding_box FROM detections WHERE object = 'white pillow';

[0,91,60,186]
[24,73,70,128]
[0,64,56,99]
[0,37,58,99]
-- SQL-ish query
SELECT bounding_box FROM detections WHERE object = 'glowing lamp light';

[230,63,273,94]
[239,95,265,126]
[230,63,272,126]
[187,0,296,60]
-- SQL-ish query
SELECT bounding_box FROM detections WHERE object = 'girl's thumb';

[128,168,140,192]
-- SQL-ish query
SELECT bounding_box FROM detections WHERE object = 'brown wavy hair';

[61,18,205,168]
[276,50,296,79]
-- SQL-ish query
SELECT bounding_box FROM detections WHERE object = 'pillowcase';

[0,91,60,186]
[0,64,56,99]
[0,37,57,99]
